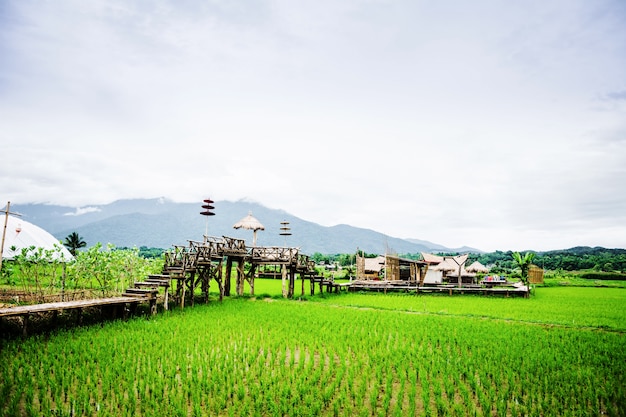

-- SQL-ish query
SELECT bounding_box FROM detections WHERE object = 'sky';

[1,0,625,252]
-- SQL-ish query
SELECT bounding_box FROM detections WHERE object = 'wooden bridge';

[159,235,317,308]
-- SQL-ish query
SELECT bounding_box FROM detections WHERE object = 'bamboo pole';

[0,201,11,272]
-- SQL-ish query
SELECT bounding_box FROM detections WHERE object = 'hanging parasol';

[233,211,265,246]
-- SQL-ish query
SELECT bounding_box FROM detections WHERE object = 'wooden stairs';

[123,274,172,313]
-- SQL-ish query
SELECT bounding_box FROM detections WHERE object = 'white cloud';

[64,206,102,216]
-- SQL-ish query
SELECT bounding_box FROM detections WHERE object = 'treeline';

[465,247,626,273]
[117,246,166,259]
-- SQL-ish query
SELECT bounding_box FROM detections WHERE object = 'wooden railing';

[249,246,299,263]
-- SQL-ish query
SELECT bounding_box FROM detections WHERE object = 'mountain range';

[8,198,481,255]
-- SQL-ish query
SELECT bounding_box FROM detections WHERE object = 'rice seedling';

[0,286,624,416]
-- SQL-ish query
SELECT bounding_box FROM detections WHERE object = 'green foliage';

[67,243,163,296]
[2,243,163,300]
[117,246,165,258]
[1,244,70,301]
[512,251,536,285]
[311,251,377,267]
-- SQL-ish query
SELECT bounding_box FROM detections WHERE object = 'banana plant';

[512,251,536,286]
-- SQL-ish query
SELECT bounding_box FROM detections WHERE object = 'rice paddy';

[0,283,624,416]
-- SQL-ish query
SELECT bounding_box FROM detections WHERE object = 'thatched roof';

[466,261,489,273]
[423,253,468,270]
[432,258,458,271]
[233,212,265,231]
[421,252,444,264]
[431,254,469,276]
[363,255,386,273]
[233,211,265,246]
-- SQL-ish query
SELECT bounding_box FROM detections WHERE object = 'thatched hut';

[466,261,489,274]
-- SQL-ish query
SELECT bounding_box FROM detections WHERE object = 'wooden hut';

[356,255,385,280]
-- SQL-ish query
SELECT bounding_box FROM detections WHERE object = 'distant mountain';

[10,198,474,255]
[404,238,482,254]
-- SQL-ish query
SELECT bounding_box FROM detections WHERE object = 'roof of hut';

[432,258,458,271]
[431,254,469,272]
[466,261,489,273]
[233,211,265,231]
[363,255,386,273]
[421,252,445,264]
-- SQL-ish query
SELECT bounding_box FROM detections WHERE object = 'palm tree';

[64,232,86,256]
[512,251,536,287]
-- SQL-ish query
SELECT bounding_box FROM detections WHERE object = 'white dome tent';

[1,215,73,261]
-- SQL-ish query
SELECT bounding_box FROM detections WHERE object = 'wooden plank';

[0,297,145,318]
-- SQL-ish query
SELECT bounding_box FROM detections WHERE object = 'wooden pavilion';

[159,235,317,307]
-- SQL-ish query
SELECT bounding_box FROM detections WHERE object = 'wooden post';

[287,269,294,298]
[149,298,157,316]
[0,201,14,273]
[237,260,245,296]
[225,257,233,297]
[180,279,186,310]
[189,272,196,307]
[163,286,169,311]
[281,265,287,298]
[237,260,247,296]
[22,314,29,338]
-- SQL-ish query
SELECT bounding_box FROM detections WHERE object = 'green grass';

[1,282,624,416]
[245,279,626,330]
[307,286,626,331]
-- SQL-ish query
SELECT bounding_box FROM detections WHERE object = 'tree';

[64,232,86,256]
[512,251,536,286]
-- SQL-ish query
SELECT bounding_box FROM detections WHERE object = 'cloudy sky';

[1,0,625,252]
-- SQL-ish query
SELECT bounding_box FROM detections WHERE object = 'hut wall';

[386,256,400,281]
[529,265,544,283]
[356,255,365,280]
[424,268,443,284]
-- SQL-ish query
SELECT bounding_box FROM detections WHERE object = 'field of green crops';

[1,282,624,416]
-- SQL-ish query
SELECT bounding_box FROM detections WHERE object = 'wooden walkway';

[348,280,529,297]
[0,296,147,318]
[310,277,351,294]
[0,294,158,337]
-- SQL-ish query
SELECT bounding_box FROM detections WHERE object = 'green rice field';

[1,282,624,416]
